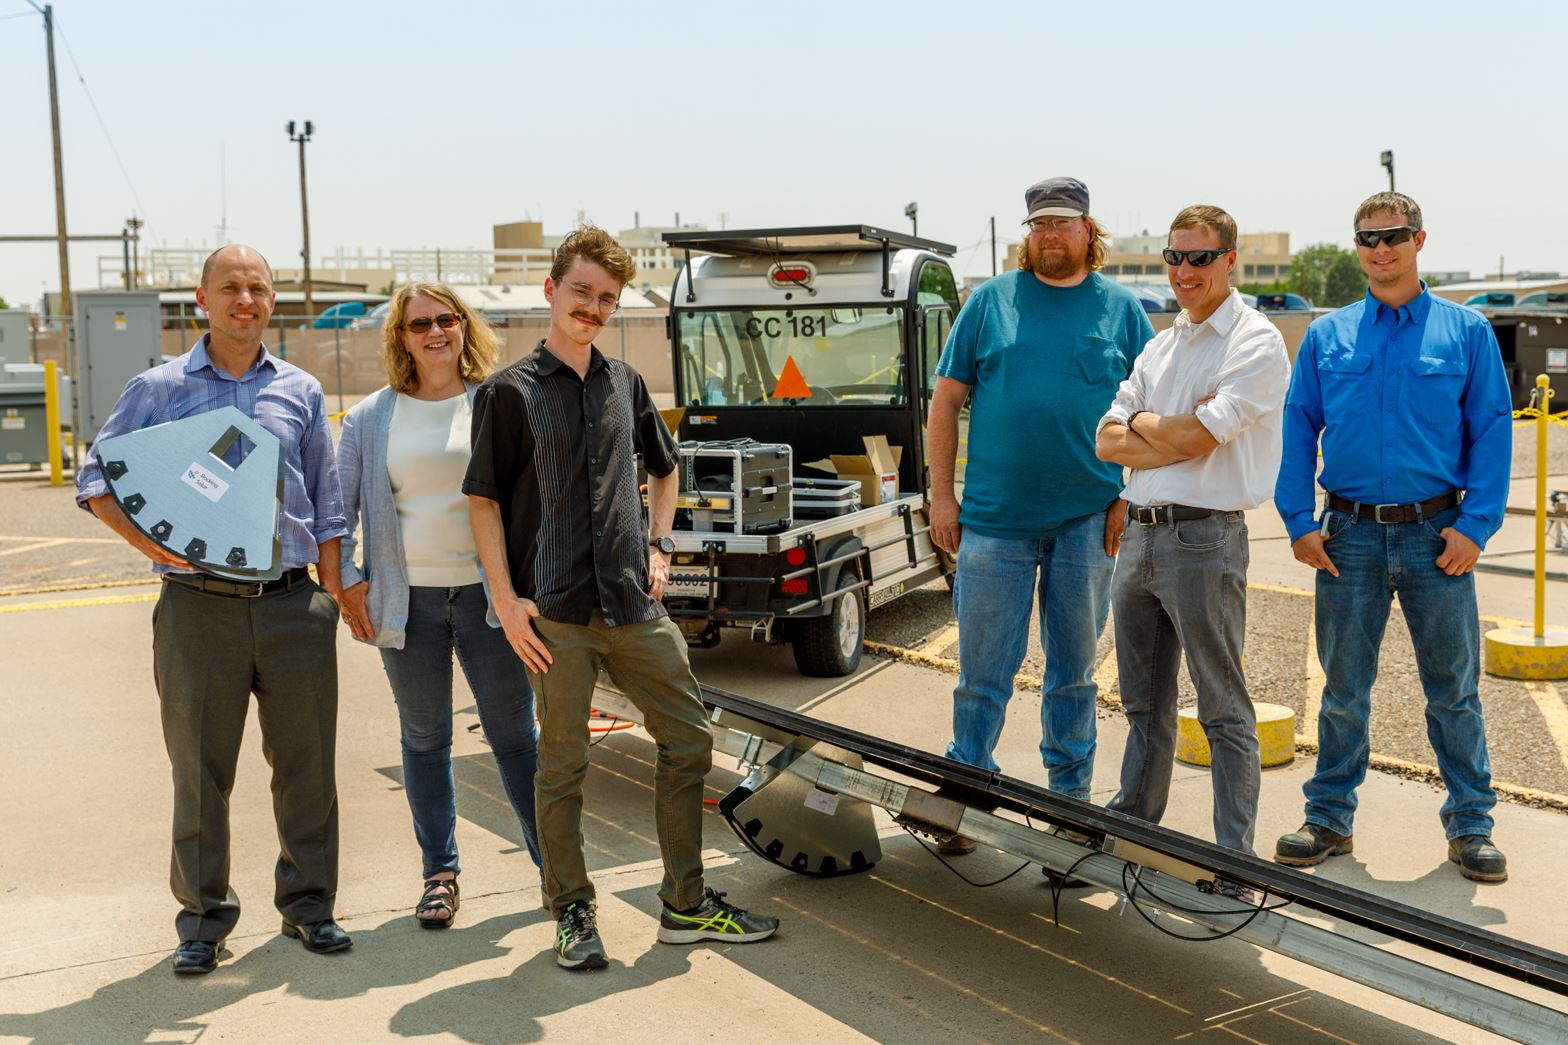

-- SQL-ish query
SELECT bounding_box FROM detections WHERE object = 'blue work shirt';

[76,335,348,572]
[937,270,1152,538]
[1275,284,1512,549]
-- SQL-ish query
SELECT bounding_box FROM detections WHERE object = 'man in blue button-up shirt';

[77,245,354,972]
[1273,193,1512,883]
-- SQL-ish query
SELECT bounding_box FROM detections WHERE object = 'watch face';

[652,536,675,554]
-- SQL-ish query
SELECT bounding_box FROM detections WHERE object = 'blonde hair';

[1014,216,1111,273]
[381,282,497,395]
[1169,204,1237,249]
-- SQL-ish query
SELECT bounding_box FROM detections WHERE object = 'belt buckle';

[237,581,266,598]
[1373,503,1402,524]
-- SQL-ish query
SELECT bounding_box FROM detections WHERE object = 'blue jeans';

[1305,503,1495,840]
[380,583,541,877]
[946,513,1113,798]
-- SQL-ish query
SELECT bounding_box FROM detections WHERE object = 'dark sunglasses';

[1161,247,1233,268]
[402,312,462,333]
[1354,226,1418,249]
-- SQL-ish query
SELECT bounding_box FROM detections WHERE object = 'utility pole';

[990,216,997,276]
[287,120,315,323]
[1380,149,1395,192]
[28,3,72,318]
[904,201,918,237]
[126,216,143,289]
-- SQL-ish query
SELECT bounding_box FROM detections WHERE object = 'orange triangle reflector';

[771,355,812,399]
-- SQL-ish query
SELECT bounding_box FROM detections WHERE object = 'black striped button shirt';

[464,341,678,627]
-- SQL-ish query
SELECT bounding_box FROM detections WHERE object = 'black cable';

[1119,864,1284,943]
[900,824,1032,888]
[588,715,620,747]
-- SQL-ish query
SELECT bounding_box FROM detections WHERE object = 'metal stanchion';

[1485,373,1568,677]
[44,359,62,486]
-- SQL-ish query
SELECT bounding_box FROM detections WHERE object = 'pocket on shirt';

[1072,335,1128,386]
[1409,353,1467,378]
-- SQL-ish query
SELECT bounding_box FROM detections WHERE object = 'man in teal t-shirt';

[927,177,1152,849]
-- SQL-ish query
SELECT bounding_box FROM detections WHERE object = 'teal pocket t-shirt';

[936,270,1152,538]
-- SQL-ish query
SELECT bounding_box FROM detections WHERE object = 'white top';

[1100,290,1290,511]
[387,392,483,587]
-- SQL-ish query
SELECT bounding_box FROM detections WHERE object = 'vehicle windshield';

[676,306,906,407]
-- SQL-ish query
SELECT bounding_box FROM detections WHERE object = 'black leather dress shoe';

[172,939,220,974]
[280,919,353,953]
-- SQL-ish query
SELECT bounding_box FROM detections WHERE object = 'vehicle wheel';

[792,573,865,677]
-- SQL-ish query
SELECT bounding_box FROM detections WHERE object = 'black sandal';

[415,877,460,929]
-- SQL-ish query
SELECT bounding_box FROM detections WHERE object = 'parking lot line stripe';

[0,538,71,556]
[1522,680,1568,770]
[1302,618,1323,738]
[0,592,158,614]
[0,535,122,544]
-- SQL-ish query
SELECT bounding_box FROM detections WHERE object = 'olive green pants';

[528,615,713,916]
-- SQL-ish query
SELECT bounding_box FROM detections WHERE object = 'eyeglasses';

[1354,225,1419,249]
[567,282,621,315]
[402,312,462,334]
[1161,247,1233,268]
[1023,216,1081,233]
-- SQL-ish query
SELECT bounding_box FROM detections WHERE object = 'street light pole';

[287,120,315,323]
[904,201,918,238]
[126,216,143,289]
[28,3,72,318]
[1380,149,1395,192]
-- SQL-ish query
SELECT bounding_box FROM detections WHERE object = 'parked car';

[1126,284,1179,313]
[1516,292,1568,309]
[348,301,391,331]
[310,301,368,329]
[1255,292,1313,312]
[1464,292,1516,308]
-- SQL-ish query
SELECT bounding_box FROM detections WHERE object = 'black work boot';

[1274,822,1353,867]
[1448,836,1508,883]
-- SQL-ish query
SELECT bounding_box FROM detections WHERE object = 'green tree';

[1290,243,1368,308]
[0,296,8,310]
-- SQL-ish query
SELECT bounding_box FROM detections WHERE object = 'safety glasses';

[1161,247,1233,268]
[402,312,462,334]
[1354,226,1418,249]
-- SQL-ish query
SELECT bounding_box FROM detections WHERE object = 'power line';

[51,14,148,223]
[0,10,40,21]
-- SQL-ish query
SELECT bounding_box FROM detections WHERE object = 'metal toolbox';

[792,476,861,518]
[676,438,792,534]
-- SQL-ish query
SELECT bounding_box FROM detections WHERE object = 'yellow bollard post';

[43,360,63,487]
[1485,374,1568,677]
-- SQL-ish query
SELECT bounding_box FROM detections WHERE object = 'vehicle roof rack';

[662,225,955,258]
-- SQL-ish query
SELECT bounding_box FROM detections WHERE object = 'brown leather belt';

[1325,491,1461,524]
[164,567,312,598]
[1128,503,1216,525]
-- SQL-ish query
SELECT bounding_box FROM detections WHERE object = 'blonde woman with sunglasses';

[336,282,540,927]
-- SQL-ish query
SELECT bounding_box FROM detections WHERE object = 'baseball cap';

[1024,177,1090,221]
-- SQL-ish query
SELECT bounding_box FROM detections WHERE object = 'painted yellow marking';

[916,622,960,659]
[1523,680,1568,769]
[1265,999,1358,1044]
[1302,617,1323,739]
[0,538,71,556]
[871,869,1193,1016]
[0,592,158,614]
[1093,649,1122,708]
[772,895,1084,1042]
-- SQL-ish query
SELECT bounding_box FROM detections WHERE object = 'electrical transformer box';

[72,291,161,445]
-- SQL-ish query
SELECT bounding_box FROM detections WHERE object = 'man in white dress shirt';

[1095,205,1290,856]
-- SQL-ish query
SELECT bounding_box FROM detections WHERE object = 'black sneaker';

[1448,836,1508,883]
[1274,822,1353,867]
[657,888,779,945]
[554,901,607,970]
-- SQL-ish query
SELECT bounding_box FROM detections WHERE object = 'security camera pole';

[1380,150,1395,192]
[904,201,918,237]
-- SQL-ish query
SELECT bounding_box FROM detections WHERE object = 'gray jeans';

[1106,511,1259,853]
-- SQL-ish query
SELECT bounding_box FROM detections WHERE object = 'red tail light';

[780,578,809,595]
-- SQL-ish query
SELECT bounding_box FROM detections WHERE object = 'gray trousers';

[527,615,713,917]
[152,576,341,942]
[1106,512,1259,853]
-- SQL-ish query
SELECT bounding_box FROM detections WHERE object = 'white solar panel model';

[95,406,284,580]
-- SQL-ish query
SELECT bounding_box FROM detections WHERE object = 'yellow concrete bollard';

[1486,373,1568,678]
[1175,702,1296,768]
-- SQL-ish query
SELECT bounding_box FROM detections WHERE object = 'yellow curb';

[1176,703,1295,768]
[0,591,159,613]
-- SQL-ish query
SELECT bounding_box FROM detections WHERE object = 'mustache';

[570,311,604,327]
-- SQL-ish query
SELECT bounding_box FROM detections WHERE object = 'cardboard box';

[806,435,902,506]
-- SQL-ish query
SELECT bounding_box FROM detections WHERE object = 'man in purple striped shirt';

[77,245,352,974]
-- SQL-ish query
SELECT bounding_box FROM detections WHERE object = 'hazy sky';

[1,0,1563,307]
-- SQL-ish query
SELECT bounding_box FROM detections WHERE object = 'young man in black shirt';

[465,226,778,970]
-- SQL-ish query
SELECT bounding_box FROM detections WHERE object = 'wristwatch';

[649,535,675,555]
